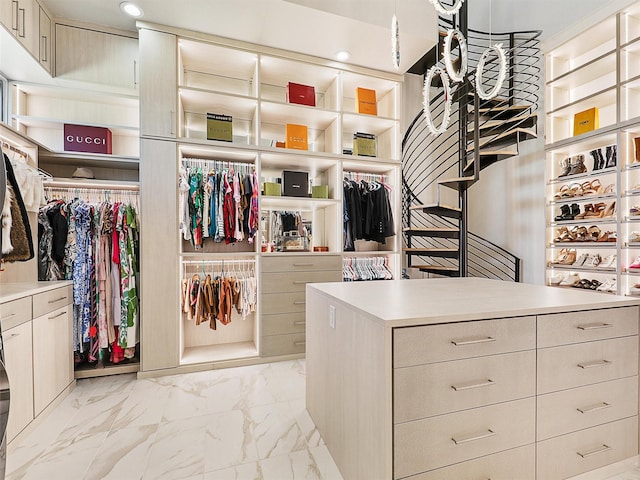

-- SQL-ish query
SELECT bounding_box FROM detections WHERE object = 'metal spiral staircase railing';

[403,16,542,281]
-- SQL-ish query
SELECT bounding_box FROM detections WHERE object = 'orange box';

[573,107,599,136]
[285,123,308,150]
[275,141,285,148]
[356,87,378,115]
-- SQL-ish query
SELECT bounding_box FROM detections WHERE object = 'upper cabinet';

[139,28,176,138]
[55,24,139,90]
[38,5,51,73]
[0,0,44,66]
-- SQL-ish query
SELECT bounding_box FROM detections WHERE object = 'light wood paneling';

[0,296,31,330]
[394,316,536,367]
[537,416,638,480]
[32,285,72,318]
[3,320,33,441]
[261,270,341,294]
[140,138,179,371]
[261,332,306,357]
[537,336,639,394]
[261,312,305,336]
[537,376,638,441]
[261,291,306,315]
[394,350,536,423]
[538,306,639,348]
[394,397,535,479]
[261,254,342,272]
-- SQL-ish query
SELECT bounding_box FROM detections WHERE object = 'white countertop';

[307,278,640,327]
[0,281,73,304]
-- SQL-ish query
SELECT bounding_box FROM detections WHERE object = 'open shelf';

[180,342,259,365]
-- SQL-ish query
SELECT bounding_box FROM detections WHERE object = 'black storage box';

[283,170,309,197]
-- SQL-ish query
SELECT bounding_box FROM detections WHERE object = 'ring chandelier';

[475,43,507,100]
[423,66,452,135]
[428,0,464,15]
[392,14,400,70]
[443,28,467,83]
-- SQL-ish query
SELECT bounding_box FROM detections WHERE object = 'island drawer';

[261,255,342,273]
[538,306,638,348]
[394,350,535,422]
[0,297,31,330]
[536,416,638,480]
[537,336,638,394]
[537,376,638,441]
[394,397,535,479]
[393,316,536,367]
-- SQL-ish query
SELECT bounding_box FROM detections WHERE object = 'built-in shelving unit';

[545,2,640,296]
[138,22,402,373]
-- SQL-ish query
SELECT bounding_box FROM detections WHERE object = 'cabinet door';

[16,0,37,57]
[0,0,18,35]
[32,305,73,415]
[139,28,177,138]
[38,5,51,72]
[3,321,33,442]
[55,24,139,89]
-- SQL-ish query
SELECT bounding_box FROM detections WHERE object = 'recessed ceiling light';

[120,2,143,17]
[336,50,351,61]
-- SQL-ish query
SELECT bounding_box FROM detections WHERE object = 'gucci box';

[64,124,112,154]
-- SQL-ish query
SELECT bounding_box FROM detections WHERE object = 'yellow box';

[573,107,599,136]
[312,185,329,198]
[285,123,308,150]
[263,182,281,196]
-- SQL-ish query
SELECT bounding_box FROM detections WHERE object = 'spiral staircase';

[403,17,542,280]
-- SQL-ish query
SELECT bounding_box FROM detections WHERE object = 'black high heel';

[605,145,617,168]
[590,150,600,170]
[555,204,571,221]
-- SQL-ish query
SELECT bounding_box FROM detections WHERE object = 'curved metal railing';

[402,22,541,282]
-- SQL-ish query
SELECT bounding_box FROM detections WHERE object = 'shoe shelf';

[549,264,616,273]
[550,217,617,226]
[549,192,616,206]
[548,242,617,248]
[548,166,616,184]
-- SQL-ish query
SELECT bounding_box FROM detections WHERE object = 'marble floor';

[5,359,344,480]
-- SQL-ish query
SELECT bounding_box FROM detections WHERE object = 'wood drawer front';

[0,297,31,330]
[405,444,535,480]
[262,292,306,315]
[536,416,638,480]
[32,286,72,318]
[537,336,639,395]
[262,312,305,336]
[394,316,536,368]
[261,270,341,294]
[537,376,638,441]
[394,350,536,423]
[261,255,342,273]
[538,306,639,348]
[261,332,306,357]
[394,397,535,479]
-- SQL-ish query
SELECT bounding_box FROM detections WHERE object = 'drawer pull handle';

[294,341,306,346]
[48,311,67,320]
[451,379,495,391]
[577,359,612,369]
[293,321,305,326]
[0,313,16,320]
[577,402,611,414]
[293,301,305,305]
[451,336,495,346]
[293,263,314,267]
[577,444,611,458]
[577,322,612,330]
[47,297,66,304]
[4,333,19,340]
[293,281,310,285]
[452,429,495,445]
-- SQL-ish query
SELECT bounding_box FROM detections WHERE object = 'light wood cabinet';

[0,0,17,36]
[3,320,33,441]
[38,4,51,73]
[32,304,73,415]
[55,24,139,89]
[0,0,39,60]
[139,28,176,138]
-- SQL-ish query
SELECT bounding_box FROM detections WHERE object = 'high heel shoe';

[590,150,601,170]
[558,157,571,177]
[575,204,593,219]
[568,155,587,175]
[583,179,602,195]
[586,202,606,217]
[605,145,617,168]
[603,201,616,218]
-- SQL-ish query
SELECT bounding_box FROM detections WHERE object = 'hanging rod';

[344,171,388,182]
[182,259,256,265]
[44,178,140,191]
[181,158,254,169]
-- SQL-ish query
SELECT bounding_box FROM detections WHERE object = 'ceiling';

[39,0,439,74]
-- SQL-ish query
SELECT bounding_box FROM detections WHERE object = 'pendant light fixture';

[443,28,467,83]
[423,66,452,135]
[428,0,464,16]
[392,13,400,70]
[475,0,507,100]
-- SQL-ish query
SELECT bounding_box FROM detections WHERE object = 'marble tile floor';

[5,359,345,480]
[570,456,640,480]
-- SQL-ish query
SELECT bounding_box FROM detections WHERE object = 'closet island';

[306,278,640,480]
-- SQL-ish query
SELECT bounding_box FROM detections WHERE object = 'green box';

[207,113,233,142]
[353,133,377,157]
[263,182,281,196]
[312,185,329,198]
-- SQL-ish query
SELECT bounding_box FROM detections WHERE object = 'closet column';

[140,138,180,371]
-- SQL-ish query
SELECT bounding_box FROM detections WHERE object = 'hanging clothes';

[343,177,394,251]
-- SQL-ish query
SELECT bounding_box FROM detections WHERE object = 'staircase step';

[469,113,538,136]
[467,91,509,109]
[467,127,538,153]
[474,104,531,119]
[414,264,461,277]
[438,176,477,190]
[463,145,520,173]
[403,227,459,238]
[404,248,459,259]
[409,203,462,219]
